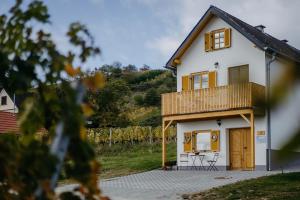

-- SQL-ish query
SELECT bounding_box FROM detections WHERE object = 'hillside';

[86,64,176,128]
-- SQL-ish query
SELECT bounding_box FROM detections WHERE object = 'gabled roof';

[166,5,300,68]
[0,111,19,133]
[0,87,32,108]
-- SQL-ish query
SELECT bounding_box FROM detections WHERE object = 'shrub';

[134,94,144,106]
[144,88,160,106]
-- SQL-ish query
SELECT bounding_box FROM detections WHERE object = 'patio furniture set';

[179,152,219,171]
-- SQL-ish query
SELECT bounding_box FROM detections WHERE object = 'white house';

[161,6,300,171]
[0,87,18,113]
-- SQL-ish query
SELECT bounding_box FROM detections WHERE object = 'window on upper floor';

[1,96,7,105]
[205,28,231,52]
[213,30,225,49]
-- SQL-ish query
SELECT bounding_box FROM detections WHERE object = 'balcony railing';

[161,82,265,116]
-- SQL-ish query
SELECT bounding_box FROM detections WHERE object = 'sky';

[1,0,300,70]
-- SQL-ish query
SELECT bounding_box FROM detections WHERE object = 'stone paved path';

[57,169,298,200]
[100,170,277,200]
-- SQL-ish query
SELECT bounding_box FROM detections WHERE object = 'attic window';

[213,30,225,49]
[1,96,7,105]
[205,28,231,52]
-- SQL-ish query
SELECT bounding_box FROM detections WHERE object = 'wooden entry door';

[229,128,252,170]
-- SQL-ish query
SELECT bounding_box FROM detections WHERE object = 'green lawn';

[185,172,300,200]
[95,142,176,179]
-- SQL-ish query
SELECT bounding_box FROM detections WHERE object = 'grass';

[185,172,300,200]
[95,142,176,179]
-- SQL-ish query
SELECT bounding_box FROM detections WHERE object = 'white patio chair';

[178,153,189,170]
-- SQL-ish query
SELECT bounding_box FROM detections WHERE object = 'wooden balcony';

[161,82,265,117]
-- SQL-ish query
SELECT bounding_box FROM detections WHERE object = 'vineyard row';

[86,126,176,144]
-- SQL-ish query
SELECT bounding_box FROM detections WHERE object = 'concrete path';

[57,169,298,200]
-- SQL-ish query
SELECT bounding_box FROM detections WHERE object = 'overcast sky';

[1,0,300,70]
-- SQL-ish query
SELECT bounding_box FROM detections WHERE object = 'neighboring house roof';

[0,111,19,133]
[166,5,300,68]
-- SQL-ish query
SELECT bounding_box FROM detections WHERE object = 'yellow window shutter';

[208,71,217,88]
[205,32,212,52]
[211,130,220,152]
[182,75,190,91]
[184,132,192,152]
[224,28,231,48]
[192,132,197,152]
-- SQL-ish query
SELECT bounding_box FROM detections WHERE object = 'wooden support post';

[164,120,173,132]
[240,114,250,125]
[250,111,255,170]
[162,119,166,168]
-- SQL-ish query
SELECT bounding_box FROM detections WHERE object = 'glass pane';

[215,38,219,44]
[220,31,224,37]
[220,43,225,48]
[214,32,219,38]
[196,132,211,151]
[214,43,219,49]
[201,74,209,88]
[193,75,200,90]
[220,38,224,43]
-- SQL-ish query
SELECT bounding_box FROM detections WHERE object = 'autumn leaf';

[65,64,81,77]
[83,72,105,91]
[81,103,94,117]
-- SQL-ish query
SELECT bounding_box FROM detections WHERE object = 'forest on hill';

[86,63,176,128]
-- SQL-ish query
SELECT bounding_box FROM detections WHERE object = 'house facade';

[161,6,300,170]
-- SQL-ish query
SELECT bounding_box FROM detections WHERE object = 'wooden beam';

[240,114,250,124]
[163,109,253,122]
[250,111,255,170]
[173,58,181,65]
[164,120,173,132]
[162,119,166,168]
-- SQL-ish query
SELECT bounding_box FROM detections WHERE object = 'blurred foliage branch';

[0,0,106,199]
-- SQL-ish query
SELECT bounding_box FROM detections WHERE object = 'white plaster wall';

[176,16,266,91]
[269,56,300,151]
[177,117,267,167]
[0,89,18,113]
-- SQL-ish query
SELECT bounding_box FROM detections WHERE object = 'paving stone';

[58,169,300,200]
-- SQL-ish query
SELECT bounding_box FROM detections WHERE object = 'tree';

[140,64,151,71]
[134,94,144,106]
[0,1,106,199]
[98,64,122,79]
[123,64,137,73]
[144,89,160,106]
[88,79,131,127]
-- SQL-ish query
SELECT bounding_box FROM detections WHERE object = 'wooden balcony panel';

[161,83,265,117]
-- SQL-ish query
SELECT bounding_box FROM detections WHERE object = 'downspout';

[265,49,276,171]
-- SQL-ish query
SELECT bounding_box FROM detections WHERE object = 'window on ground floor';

[183,130,220,153]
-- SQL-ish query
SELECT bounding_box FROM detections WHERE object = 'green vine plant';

[0,0,107,199]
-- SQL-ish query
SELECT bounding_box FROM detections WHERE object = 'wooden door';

[229,128,252,170]
[228,65,249,85]
[243,129,252,169]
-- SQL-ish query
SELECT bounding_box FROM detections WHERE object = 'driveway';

[58,169,289,200]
